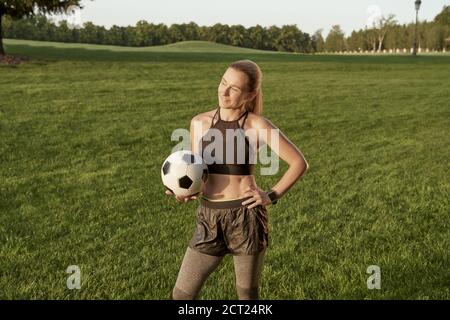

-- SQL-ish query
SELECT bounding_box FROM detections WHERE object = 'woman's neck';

[219,106,246,121]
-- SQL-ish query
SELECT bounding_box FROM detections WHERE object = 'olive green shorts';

[188,196,269,256]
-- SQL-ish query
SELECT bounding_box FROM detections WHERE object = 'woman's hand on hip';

[241,186,271,209]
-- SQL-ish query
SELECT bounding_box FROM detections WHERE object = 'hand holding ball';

[161,150,208,202]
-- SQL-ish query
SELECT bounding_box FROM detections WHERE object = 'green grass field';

[0,39,449,299]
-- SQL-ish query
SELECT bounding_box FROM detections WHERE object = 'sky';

[50,0,449,36]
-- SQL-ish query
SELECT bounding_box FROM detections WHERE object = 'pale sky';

[50,0,449,36]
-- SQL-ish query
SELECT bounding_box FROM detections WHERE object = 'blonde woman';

[166,60,309,300]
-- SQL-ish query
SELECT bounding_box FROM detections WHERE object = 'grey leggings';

[172,247,266,300]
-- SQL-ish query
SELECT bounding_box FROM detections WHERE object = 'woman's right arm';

[164,115,202,202]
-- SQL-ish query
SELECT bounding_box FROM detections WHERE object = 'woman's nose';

[220,86,230,96]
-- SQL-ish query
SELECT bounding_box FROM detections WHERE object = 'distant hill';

[3,39,280,54]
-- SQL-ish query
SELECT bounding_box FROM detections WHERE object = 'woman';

[166,60,309,300]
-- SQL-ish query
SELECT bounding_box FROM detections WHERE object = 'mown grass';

[0,40,449,299]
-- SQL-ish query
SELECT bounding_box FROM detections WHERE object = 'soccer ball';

[161,150,208,197]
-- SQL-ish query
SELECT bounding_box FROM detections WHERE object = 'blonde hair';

[228,60,263,115]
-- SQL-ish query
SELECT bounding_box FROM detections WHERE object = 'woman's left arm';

[242,116,309,208]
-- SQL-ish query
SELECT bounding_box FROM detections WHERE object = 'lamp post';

[413,0,422,56]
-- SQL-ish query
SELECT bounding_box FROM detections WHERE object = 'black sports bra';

[200,107,255,175]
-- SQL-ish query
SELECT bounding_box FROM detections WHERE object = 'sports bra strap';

[238,111,249,129]
[236,110,248,121]
[213,107,248,127]
[211,107,220,127]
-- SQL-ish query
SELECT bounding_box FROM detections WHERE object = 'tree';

[364,26,378,51]
[0,0,86,55]
[169,23,186,43]
[6,14,36,40]
[434,5,450,26]
[79,21,97,44]
[135,20,153,46]
[123,25,137,46]
[247,25,265,49]
[325,25,346,52]
[383,24,405,50]
[433,5,450,50]
[275,25,310,53]
[229,25,250,47]
[372,14,397,51]
[423,22,441,50]
[56,20,71,42]
[184,22,199,41]
[152,23,170,45]
[208,23,231,44]
[311,29,325,52]
[106,25,125,45]
[266,25,281,51]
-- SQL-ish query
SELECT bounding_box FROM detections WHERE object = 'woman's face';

[218,68,254,110]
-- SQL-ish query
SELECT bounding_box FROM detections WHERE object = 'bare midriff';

[202,173,258,201]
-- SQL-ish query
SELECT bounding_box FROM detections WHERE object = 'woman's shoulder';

[245,112,276,130]
[191,109,217,123]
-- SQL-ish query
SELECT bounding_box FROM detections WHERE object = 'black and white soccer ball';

[161,150,208,197]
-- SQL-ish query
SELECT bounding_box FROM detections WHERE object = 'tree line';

[1,4,449,54]
[2,16,315,52]
[325,7,449,53]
